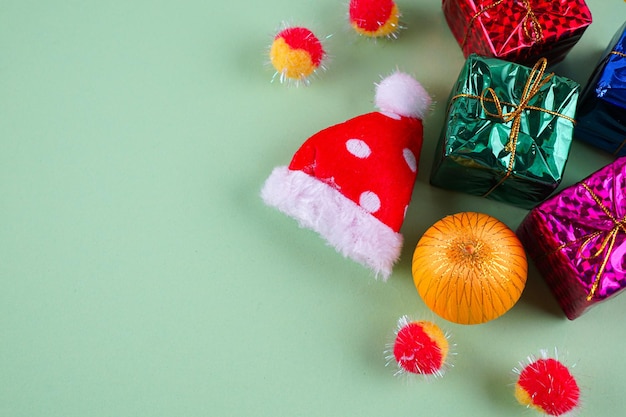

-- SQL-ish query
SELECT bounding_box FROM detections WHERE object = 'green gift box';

[430,54,580,209]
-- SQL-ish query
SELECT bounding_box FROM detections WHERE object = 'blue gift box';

[575,21,626,156]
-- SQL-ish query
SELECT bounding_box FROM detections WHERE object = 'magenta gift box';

[517,157,626,319]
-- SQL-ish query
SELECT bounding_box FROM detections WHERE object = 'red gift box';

[442,0,593,66]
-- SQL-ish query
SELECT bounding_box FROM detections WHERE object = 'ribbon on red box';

[461,0,544,50]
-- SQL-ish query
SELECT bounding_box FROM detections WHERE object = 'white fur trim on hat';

[375,71,431,120]
[261,166,403,280]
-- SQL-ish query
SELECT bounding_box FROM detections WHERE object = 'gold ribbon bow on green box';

[430,54,580,209]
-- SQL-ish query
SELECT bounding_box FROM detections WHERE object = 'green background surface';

[1,1,624,416]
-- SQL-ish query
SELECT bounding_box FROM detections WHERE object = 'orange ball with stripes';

[349,0,401,38]
[412,212,528,325]
[269,26,326,85]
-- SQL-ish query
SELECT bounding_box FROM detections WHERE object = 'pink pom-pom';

[375,71,431,119]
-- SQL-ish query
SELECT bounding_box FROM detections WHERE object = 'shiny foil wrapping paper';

[517,157,626,320]
[430,54,579,209]
[442,0,593,66]
[575,21,626,156]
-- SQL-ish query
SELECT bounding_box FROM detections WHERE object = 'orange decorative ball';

[412,212,527,325]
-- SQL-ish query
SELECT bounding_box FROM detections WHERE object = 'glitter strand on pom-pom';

[384,316,453,379]
[268,25,329,86]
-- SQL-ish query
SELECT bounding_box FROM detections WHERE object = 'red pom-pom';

[349,0,401,38]
[515,352,580,416]
[386,316,451,378]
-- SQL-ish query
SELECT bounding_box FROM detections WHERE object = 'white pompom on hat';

[262,71,431,280]
[375,71,432,119]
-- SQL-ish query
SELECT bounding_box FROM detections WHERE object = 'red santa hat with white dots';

[261,71,431,280]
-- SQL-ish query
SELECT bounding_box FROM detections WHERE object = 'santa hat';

[261,71,431,280]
